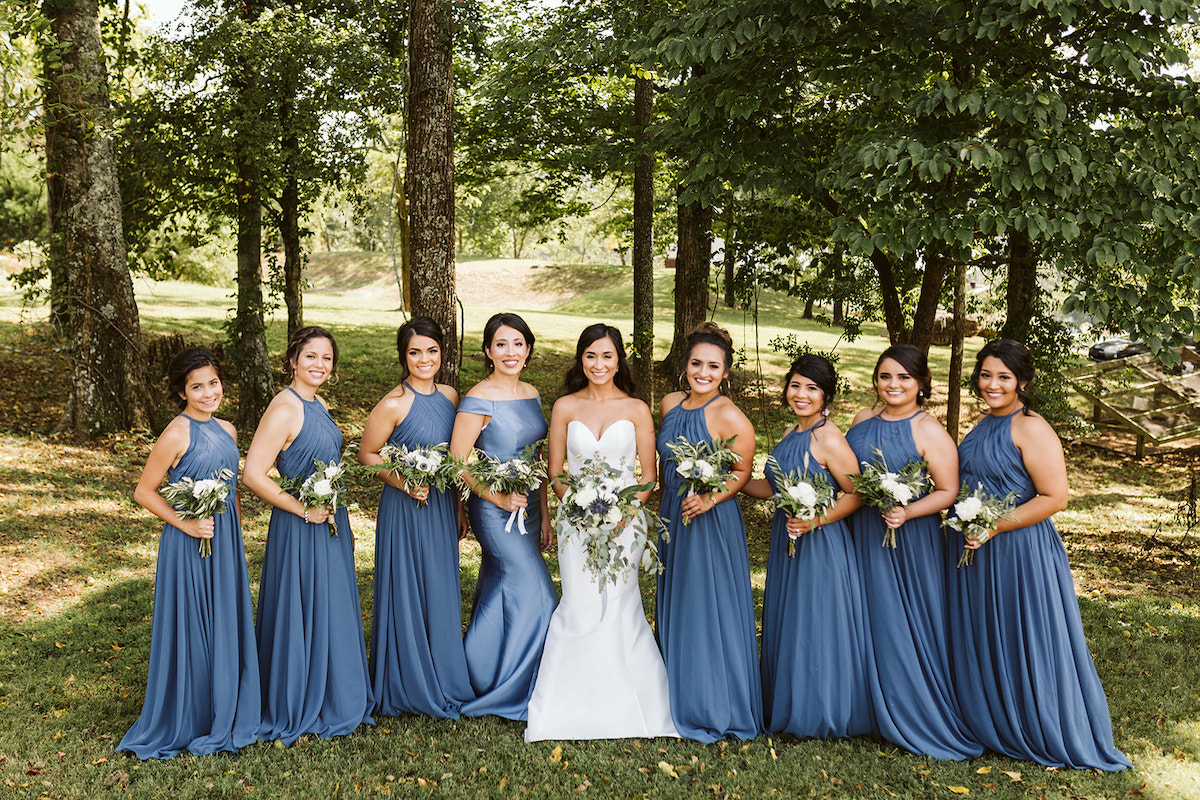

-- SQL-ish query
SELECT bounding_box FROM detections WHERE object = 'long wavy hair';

[563,323,638,396]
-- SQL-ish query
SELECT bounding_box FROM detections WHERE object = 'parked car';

[1088,336,1152,361]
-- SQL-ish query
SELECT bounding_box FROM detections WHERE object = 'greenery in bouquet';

[944,480,1018,567]
[160,467,236,557]
[459,438,546,534]
[277,457,350,537]
[663,435,741,526]
[765,453,835,557]
[376,442,458,506]
[848,448,931,547]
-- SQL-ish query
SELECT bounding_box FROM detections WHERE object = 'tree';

[42,0,149,436]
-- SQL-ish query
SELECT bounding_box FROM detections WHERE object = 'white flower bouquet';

[663,435,741,525]
[849,448,932,547]
[278,457,349,537]
[554,455,668,586]
[377,442,457,506]
[944,481,1018,567]
[766,453,835,557]
[160,467,236,557]
[461,439,545,534]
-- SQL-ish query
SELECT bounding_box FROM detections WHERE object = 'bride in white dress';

[525,325,678,741]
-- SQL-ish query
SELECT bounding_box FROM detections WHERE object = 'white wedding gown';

[525,419,679,741]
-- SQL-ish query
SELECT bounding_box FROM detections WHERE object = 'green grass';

[0,262,1198,799]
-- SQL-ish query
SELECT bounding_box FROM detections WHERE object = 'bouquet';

[460,439,545,534]
[376,442,456,506]
[278,457,349,537]
[944,481,1018,567]
[160,467,236,557]
[554,454,668,586]
[766,453,836,557]
[849,448,932,548]
[663,436,741,525]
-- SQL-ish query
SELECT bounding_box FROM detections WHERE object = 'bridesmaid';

[846,344,981,759]
[358,317,474,718]
[948,340,1130,770]
[243,326,373,744]
[119,348,260,758]
[656,321,762,742]
[741,354,871,740]
[451,312,557,720]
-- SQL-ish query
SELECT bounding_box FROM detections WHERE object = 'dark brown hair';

[168,347,222,411]
[283,325,339,382]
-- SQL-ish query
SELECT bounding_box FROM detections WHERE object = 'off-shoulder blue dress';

[370,384,474,718]
[457,395,557,721]
[761,422,872,739]
[846,412,982,760]
[256,388,373,744]
[949,410,1130,770]
[118,415,261,759]
[656,396,762,742]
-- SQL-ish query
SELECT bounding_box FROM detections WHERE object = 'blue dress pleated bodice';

[370,385,474,718]
[656,396,762,742]
[256,388,373,744]
[845,412,982,760]
[118,415,261,759]
[949,410,1130,771]
[760,423,872,739]
[457,395,557,721]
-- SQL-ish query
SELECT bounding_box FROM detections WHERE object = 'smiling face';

[290,336,336,391]
[785,372,825,425]
[977,355,1024,415]
[405,334,441,384]
[874,357,921,412]
[581,336,618,388]
[180,365,222,418]
[485,325,529,377]
[685,342,729,396]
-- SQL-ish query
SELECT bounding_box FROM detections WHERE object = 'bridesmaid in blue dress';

[741,355,871,740]
[949,340,1130,771]
[119,348,260,759]
[243,326,373,744]
[451,313,557,721]
[846,344,982,760]
[358,317,474,718]
[656,321,762,742]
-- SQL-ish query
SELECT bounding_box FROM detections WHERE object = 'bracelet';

[304,508,309,524]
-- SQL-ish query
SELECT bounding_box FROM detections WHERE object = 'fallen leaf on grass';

[658,761,678,779]
[573,781,590,791]
[947,787,969,795]
[550,746,562,762]
[975,767,991,774]
[1001,771,1022,783]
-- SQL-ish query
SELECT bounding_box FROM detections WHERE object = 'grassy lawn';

[0,261,1197,799]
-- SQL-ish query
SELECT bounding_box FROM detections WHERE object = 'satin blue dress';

[457,395,557,721]
[846,412,982,760]
[256,388,373,744]
[370,385,474,718]
[761,422,872,739]
[119,415,261,759]
[656,396,762,742]
[949,411,1130,770]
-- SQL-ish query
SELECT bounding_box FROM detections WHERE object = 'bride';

[525,324,678,741]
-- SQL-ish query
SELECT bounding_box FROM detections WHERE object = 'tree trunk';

[280,90,304,339]
[911,246,951,353]
[630,73,655,405]
[44,0,149,437]
[722,195,735,308]
[662,187,712,376]
[407,0,458,387]
[947,260,968,440]
[41,47,69,334]
[999,230,1038,344]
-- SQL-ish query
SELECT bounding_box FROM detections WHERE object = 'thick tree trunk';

[999,230,1038,344]
[45,0,149,437]
[947,260,968,440]
[662,188,712,376]
[41,50,69,334]
[911,246,951,353]
[407,0,458,387]
[630,73,655,405]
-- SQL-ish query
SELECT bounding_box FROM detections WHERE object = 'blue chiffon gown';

[370,385,474,718]
[761,423,872,739]
[949,410,1130,771]
[656,396,762,742]
[457,396,557,721]
[846,412,982,760]
[256,388,374,744]
[118,415,261,759]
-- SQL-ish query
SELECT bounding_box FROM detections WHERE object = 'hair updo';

[873,343,932,406]
[167,347,222,411]
[282,325,339,383]
[684,321,734,372]
[783,354,837,412]
[396,316,445,386]
[970,338,1035,413]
